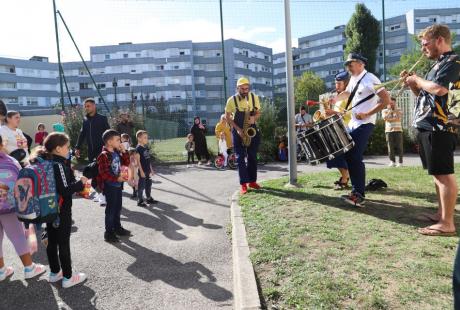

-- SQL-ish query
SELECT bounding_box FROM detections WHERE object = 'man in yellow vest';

[225,77,262,194]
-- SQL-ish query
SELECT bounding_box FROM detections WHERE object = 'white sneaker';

[0,266,14,281]
[62,272,87,288]
[396,163,403,167]
[99,194,106,207]
[388,161,396,167]
[186,164,190,168]
[93,193,100,202]
[197,161,202,166]
[48,270,63,283]
[24,263,46,279]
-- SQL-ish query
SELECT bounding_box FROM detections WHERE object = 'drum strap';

[345,73,367,110]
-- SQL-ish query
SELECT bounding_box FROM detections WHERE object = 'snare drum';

[297,114,354,165]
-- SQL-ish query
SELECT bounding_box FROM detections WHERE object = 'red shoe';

[248,182,261,189]
[240,184,248,195]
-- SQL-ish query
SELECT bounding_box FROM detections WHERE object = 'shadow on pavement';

[121,202,222,241]
[113,238,233,302]
[1,277,96,309]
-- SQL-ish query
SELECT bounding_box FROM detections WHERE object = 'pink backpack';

[0,153,20,214]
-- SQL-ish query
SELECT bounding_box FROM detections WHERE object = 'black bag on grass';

[365,179,388,191]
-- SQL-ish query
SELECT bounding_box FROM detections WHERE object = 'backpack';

[365,179,388,192]
[14,157,59,224]
[0,155,21,214]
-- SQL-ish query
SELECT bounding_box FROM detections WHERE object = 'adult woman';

[190,117,210,165]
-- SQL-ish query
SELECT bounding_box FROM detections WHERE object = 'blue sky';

[0,0,458,62]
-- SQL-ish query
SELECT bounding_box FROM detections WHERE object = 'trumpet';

[372,55,425,96]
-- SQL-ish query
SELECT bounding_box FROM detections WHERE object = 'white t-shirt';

[346,70,383,130]
[0,126,29,156]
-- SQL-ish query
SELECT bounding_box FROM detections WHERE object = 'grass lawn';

[239,165,460,309]
[153,136,218,162]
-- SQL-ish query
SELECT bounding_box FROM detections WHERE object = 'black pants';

[103,184,123,233]
[187,151,195,164]
[386,131,403,163]
[46,210,72,279]
[138,176,152,202]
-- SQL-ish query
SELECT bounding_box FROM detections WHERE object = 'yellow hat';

[237,77,250,87]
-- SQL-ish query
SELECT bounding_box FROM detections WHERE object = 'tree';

[344,3,381,74]
[294,71,326,108]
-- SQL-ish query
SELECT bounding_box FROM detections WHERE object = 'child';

[40,132,88,288]
[97,129,130,243]
[128,147,139,199]
[136,130,157,207]
[34,123,48,146]
[121,133,131,151]
[0,135,46,282]
[218,132,228,168]
[185,134,195,168]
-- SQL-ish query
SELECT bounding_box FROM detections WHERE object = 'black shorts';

[417,130,456,175]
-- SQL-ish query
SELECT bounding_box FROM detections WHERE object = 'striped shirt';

[382,108,402,132]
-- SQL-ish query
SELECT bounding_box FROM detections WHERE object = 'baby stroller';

[214,151,237,169]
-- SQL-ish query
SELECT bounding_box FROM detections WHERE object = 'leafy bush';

[63,105,88,161]
[258,100,279,160]
[110,102,145,144]
[365,119,418,155]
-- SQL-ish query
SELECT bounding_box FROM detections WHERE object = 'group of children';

[0,128,156,288]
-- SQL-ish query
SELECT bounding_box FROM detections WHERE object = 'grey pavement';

[2,153,460,309]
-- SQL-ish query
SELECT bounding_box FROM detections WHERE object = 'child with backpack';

[0,135,46,281]
[34,132,88,288]
[96,130,130,243]
[136,130,157,207]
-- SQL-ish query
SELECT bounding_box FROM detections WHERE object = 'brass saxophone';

[242,110,257,147]
[312,96,330,122]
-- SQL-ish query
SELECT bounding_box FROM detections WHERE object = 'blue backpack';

[0,154,21,215]
[14,157,59,224]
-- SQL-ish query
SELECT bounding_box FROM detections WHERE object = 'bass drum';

[297,114,354,165]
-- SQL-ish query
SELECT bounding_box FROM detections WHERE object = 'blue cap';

[335,71,350,81]
[344,53,368,66]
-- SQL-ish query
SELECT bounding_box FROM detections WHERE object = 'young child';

[136,130,157,207]
[97,130,130,243]
[121,133,131,151]
[218,132,228,168]
[128,147,139,199]
[34,123,48,146]
[0,135,46,282]
[185,134,195,168]
[40,132,88,288]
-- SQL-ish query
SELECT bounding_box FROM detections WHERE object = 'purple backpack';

[0,153,20,214]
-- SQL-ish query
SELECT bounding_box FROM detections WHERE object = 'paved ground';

[2,154,460,309]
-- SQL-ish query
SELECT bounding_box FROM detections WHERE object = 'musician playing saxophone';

[225,77,262,195]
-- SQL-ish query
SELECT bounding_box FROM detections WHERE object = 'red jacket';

[96,147,130,191]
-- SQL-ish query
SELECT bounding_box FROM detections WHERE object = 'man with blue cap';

[340,53,391,207]
[324,70,352,190]
[225,77,262,195]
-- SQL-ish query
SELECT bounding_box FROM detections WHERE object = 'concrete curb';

[231,191,262,310]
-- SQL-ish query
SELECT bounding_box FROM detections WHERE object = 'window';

[79,83,90,90]
[74,97,79,104]
[179,51,185,55]
[415,18,420,23]
[123,53,128,58]
[105,54,110,60]
[125,83,130,87]
[429,17,437,23]
[26,97,38,105]
[136,53,141,58]
[156,65,164,70]
[97,83,106,89]
[216,52,221,56]
[131,69,137,73]
[173,65,180,70]
[98,97,103,103]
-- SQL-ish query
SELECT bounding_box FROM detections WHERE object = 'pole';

[60,63,73,107]
[52,0,65,111]
[219,0,228,106]
[381,0,387,81]
[284,0,297,185]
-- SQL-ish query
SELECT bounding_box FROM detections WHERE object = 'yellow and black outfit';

[225,92,261,185]
[414,51,460,175]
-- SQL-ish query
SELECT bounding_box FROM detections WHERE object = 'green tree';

[344,3,381,74]
[294,71,326,108]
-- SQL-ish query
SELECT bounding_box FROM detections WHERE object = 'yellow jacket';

[215,122,233,148]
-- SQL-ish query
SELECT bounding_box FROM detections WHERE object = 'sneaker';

[99,195,107,207]
[0,266,14,282]
[197,161,202,166]
[104,231,119,243]
[24,263,46,279]
[137,200,148,207]
[93,193,100,202]
[115,227,132,237]
[48,270,63,283]
[240,184,248,195]
[396,162,403,167]
[146,197,158,204]
[388,161,396,167]
[341,192,365,208]
[62,272,87,289]
[248,182,261,190]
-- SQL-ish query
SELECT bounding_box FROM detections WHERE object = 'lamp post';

[112,78,118,107]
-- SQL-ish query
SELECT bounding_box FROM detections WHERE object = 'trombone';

[372,54,425,97]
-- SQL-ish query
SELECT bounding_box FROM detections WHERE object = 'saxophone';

[312,95,331,122]
[242,110,257,147]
